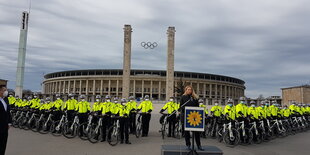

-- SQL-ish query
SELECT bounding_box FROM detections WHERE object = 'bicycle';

[50,112,68,136]
[107,116,121,146]
[236,119,253,145]
[88,114,104,143]
[174,114,183,139]
[39,110,54,134]
[135,113,143,138]
[27,109,40,131]
[249,120,263,144]
[159,113,169,139]
[63,114,79,139]
[222,121,240,147]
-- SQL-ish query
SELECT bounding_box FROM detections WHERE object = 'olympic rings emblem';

[141,42,158,49]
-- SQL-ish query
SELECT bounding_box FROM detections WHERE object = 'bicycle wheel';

[63,122,78,139]
[252,129,263,144]
[12,117,19,128]
[223,129,240,147]
[174,123,182,139]
[27,118,37,131]
[88,124,101,143]
[240,128,253,145]
[108,125,120,146]
[39,120,53,134]
[78,122,89,140]
[50,121,63,136]
[135,123,142,138]
[19,117,28,130]
[216,125,223,142]
[161,123,168,139]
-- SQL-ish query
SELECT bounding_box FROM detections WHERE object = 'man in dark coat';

[0,85,12,155]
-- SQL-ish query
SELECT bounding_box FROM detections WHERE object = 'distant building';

[0,79,8,86]
[282,85,310,106]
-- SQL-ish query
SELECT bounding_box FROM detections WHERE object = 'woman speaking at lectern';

[179,85,204,151]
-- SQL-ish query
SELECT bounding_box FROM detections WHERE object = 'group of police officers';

[8,93,310,144]
[8,93,154,144]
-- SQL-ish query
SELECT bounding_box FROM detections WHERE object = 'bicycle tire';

[39,120,53,134]
[107,125,120,146]
[27,117,37,131]
[223,129,240,147]
[50,121,63,136]
[88,124,100,143]
[62,121,78,139]
[78,122,89,140]
[135,123,142,138]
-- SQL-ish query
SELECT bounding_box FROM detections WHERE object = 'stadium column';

[215,84,218,99]
[93,80,96,100]
[150,81,153,99]
[79,80,82,95]
[86,80,89,96]
[203,83,206,99]
[108,80,111,96]
[159,81,161,100]
[142,80,144,98]
[100,80,103,96]
[116,80,119,97]
[209,84,213,105]
[62,81,65,94]
[68,80,71,94]
[73,80,76,95]
[122,25,132,99]
[166,27,175,101]
[133,80,136,98]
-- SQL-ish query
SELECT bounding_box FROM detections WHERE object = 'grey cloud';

[1,0,310,98]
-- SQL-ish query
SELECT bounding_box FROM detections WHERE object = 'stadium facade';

[43,69,245,104]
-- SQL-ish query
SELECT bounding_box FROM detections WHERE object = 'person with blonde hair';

[179,85,203,151]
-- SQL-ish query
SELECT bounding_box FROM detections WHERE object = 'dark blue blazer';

[0,97,11,133]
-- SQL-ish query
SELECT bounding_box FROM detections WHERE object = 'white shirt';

[0,97,7,111]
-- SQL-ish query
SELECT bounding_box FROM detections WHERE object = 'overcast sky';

[1,0,310,98]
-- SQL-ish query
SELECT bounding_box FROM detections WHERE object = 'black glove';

[148,110,152,113]
[159,109,165,114]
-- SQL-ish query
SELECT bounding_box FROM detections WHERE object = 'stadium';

[42,69,245,105]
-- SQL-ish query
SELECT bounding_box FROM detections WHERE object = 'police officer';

[160,96,178,137]
[137,95,153,137]
[119,98,131,144]
[126,96,137,134]
[64,94,77,122]
[99,95,112,142]
[75,95,90,136]
[224,99,236,122]
[50,94,63,121]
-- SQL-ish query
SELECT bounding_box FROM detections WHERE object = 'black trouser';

[129,112,136,133]
[66,110,75,122]
[184,130,201,147]
[0,132,8,155]
[120,117,129,142]
[168,114,176,136]
[52,110,61,121]
[101,115,111,140]
[142,113,151,136]
[78,113,88,135]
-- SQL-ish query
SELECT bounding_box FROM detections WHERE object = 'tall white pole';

[16,11,29,98]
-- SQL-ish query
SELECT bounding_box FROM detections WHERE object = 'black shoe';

[167,134,171,137]
[120,140,124,144]
[100,139,106,142]
[142,134,146,137]
[197,146,204,151]
[125,141,131,144]
[186,145,191,150]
